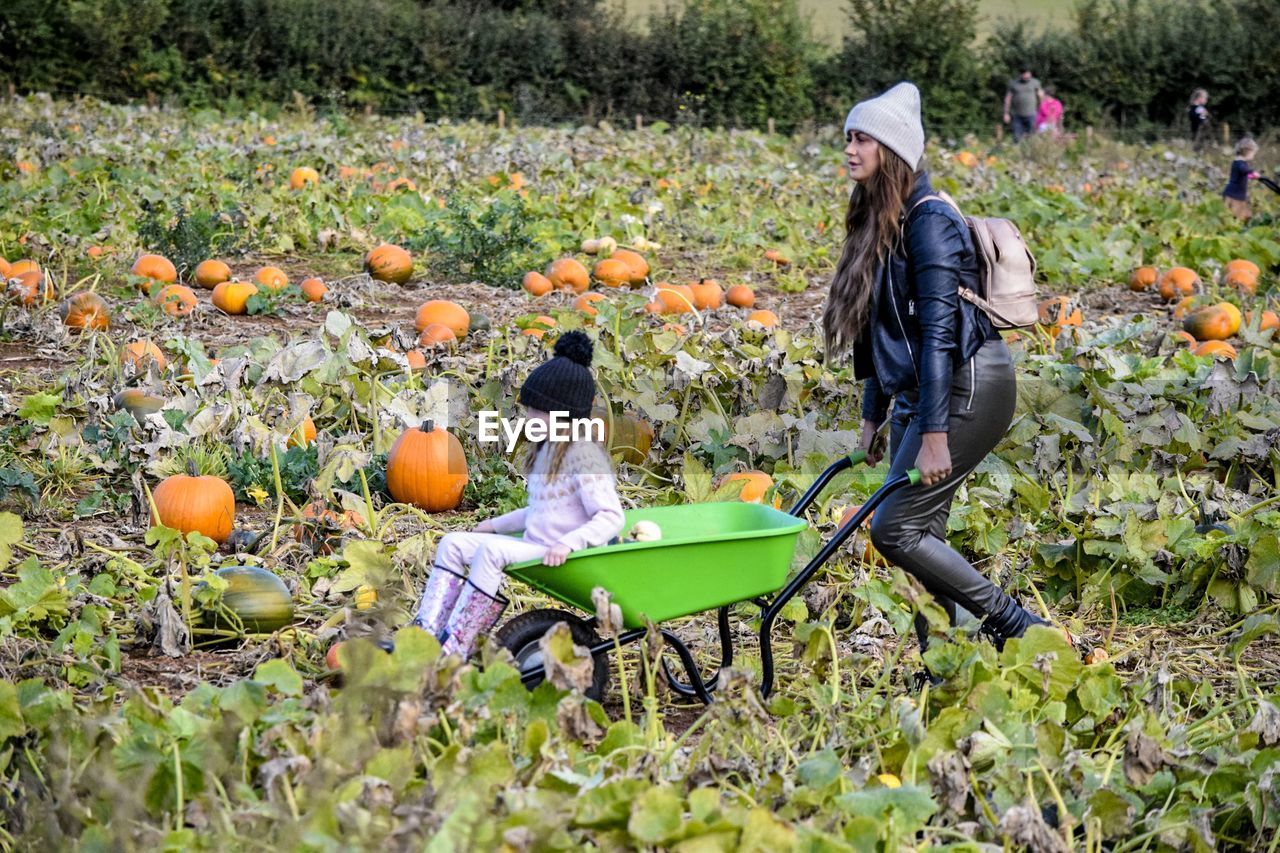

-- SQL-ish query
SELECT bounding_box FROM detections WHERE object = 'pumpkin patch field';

[2,98,1280,849]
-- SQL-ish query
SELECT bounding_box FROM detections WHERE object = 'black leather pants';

[868,338,1018,650]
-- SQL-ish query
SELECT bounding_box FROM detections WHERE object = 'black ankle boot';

[980,595,1050,651]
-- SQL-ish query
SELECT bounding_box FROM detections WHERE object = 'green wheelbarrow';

[494,450,921,703]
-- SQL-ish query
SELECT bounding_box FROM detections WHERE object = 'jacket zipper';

[886,255,919,381]
[967,357,976,410]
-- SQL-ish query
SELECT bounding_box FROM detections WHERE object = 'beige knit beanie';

[843,82,925,171]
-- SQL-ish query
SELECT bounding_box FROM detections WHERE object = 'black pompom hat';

[519,330,596,419]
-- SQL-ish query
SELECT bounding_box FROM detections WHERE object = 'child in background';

[1035,87,1063,136]
[411,331,625,660]
[1189,89,1211,150]
[1223,138,1260,221]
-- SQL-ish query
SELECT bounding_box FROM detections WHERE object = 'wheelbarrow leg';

[659,630,717,705]
[661,607,733,702]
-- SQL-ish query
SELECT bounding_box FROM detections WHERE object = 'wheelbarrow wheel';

[494,609,611,702]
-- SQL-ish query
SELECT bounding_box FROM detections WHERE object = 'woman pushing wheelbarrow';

[825,82,1070,677]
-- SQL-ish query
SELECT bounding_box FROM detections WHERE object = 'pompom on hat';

[843,82,926,172]
[519,330,597,419]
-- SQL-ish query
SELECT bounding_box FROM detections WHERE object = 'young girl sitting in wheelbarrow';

[411,330,625,659]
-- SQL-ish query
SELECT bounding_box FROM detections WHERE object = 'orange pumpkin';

[522,315,557,338]
[1171,330,1198,347]
[592,406,654,465]
[574,292,606,317]
[131,254,177,293]
[1216,302,1243,336]
[365,244,414,284]
[405,349,427,370]
[1224,260,1260,295]
[654,283,695,314]
[195,259,232,289]
[1129,266,1159,292]
[211,280,259,315]
[593,258,632,289]
[0,257,9,278]
[1157,267,1199,302]
[300,277,328,302]
[155,284,197,317]
[152,462,236,544]
[839,505,887,566]
[289,166,320,189]
[746,309,779,329]
[1247,310,1279,332]
[522,271,552,297]
[1192,340,1237,360]
[689,278,724,310]
[385,421,468,512]
[1038,296,1083,338]
[660,322,687,335]
[121,340,166,371]
[726,284,755,308]
[414,300,470,338]
[956,151,979,168]
[7,270,51,306]
[546,258,590,293]
[609,249,650,286]
[1183,305,1235,341]
[7,259,38,278]
[723,470,773,503]
[287,416,317,448]
[296,502,362,554]
[1225,259,1260,280]
[1171,296,1198,320]
[254,266,289,292]
[418,323,458,348]
[764,249,791,266]
[60,292,110,331]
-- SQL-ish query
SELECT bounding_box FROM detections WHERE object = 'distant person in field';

[1189,89,1211,151]
[1003,67,1043,142]
[1223,137,1260,221]
[825,81,1071,686]
[1036,86,1063,137]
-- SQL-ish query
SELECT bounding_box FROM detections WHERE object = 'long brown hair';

[822,145,918,359]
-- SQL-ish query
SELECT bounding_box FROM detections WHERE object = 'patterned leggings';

[433,531,549,596]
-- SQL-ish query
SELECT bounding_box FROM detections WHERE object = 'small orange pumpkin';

[414,300,470,338]
[7,259,39,278]
[365,244,414,284]
[593,258,632,289]
[254,266,289,292]
[1183,305,1235,341]
[522,315,557,338]
[726,284,755,308]
[296,501,362,554]
[722,470,773,503]
[418,323,458,348]
[152,462,236,544]
[195,259,232,289]
[1038,296,1083,338]
[574,292,606,317]
[764,248,791,266]
[7,270,51,306]
[654,283,695,314]
[1192,340,1237,360]
[1129,266,1159,292]
[689,279,724,310]
[289,167,320,189]
[1157,267,1199,302]
[287,416,317,448]
[60,292,110,331]
[300,277,328,303]
[212,280,259,315]
[132,253,177,294]
[122,340,166,371]
[155,284,197,317]
[746,309,779,329]
[523,271,552,297]
[385,420,469,512]
[609,249,649,286]
[1247,310,1279,332]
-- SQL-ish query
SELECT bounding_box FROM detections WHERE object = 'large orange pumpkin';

[414,300,470,338]
[365,244,414,284]
[122,340,166,371]
[152,463,236,544]
[1157,267,1199,302]
[689,279,724,310]
[155,284,197,317]
[654,283,695,314]
[1129,266,1158,292]
[385,421,468,512]
[300,277,328,302]
[212,280,258,315]
[195,259,232,288]
[1183,305,1235,341]
[722,470,773,503]
[1192,340,1237,360]
[7,259,39,278]
[131,254,177,293]
[547,258,590,293]
[609,249,649,286]
[60,292,110,331]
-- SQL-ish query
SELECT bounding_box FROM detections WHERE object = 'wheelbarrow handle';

[789,449,921,518]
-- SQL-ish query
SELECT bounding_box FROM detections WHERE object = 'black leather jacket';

[852,172,997,433]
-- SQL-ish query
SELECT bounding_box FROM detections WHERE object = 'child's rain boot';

[411,566,466,636]
[438,580,509,660]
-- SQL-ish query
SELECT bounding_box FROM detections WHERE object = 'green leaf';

[0,681,26,741]
[628,785,684,845]
[17,392,60,426]
[0,512,22,568]
[253,659,303,696]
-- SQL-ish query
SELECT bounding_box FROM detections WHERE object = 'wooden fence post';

[635,114,643,131]
[1086,126,1094,146]
[994,123,1004,143]
[497,109,505,130]
[1222,123,1230,145]
[767,117,775,135]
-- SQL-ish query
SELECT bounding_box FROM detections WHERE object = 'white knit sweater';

[487,440,625,551]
